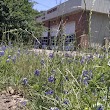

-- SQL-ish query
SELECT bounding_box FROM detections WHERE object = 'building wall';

[90,12,109,47]
[36,0,82,22]
[43,11,89,46]
[81,0,110,14]
[36,0,110,22]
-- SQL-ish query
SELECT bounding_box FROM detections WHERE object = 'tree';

[0,0,43,44]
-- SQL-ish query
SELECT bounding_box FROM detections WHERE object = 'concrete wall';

[90,12,109,47]
[81,0,110,14]
[36,0,82,22]
[36,0,110,22]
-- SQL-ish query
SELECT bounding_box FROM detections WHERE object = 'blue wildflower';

[8,55,11,59]
[0,51,5,57]
[49,53,54,58]
[79,70,92,86]
[83,78,89,86]
[87,55,93,60]
[6,59,10,63]
[20,100,27,106]
[8,41,12,47]
[22,78,28,85]
[18,48,20,52]
[34,69,40,76]
[45,90,54,95]
[1,45,6,51]
[80,57,85,64]
[97,105,103,110]
[55,96,59,101]
[82,70,88,77]
[48,76,55,83]
[63,99,69,105]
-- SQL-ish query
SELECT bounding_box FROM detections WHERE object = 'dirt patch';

[0,87,28,110]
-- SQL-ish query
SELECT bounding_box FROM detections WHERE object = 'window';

[65,34,74,45]
[50,36,55,45]
[42,17,45,20]
[41,37,48,45]
[47,7,57,14]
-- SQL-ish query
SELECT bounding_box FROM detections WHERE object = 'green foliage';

[0,46,110,110]
[0,0,43,44]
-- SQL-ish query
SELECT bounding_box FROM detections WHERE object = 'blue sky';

[32,0,67,11]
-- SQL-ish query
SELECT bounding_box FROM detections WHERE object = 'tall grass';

[0,43,110,110]
[0,1,110,110]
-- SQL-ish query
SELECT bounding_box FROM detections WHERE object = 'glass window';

[65,34,74,45]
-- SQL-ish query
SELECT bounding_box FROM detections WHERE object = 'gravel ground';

[30,49,87,57]
[0,87,28,110]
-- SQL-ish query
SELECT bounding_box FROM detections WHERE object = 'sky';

[32,0,67,11]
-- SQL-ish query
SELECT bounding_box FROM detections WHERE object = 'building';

[36,0,110,50]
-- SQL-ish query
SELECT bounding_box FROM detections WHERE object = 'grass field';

[0,45,110,110]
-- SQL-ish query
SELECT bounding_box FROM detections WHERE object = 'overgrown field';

[0,45,110,110]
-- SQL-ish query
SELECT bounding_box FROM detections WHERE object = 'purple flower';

[18,48,20,52]
[63,99,69,105]
[49,53,54,58]
[6,59,10,63]
[83,78,89,86]
[22,78,28,85]
[48,76,55,83]
[97,105,103,110]
[55,96,59,101]
[20,100,27,106]
[80,57,85,64]
[45,90,54,95]
[0,51,5,57]
[34,69,40,76]
[87,55,93,60]
[1,45,6,51]
[82,70,88,77]
[8,55,11,59]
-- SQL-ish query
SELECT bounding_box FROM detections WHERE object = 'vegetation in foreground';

[0,44,110,110]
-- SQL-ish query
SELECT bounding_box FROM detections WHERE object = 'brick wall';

[43,11,89,47]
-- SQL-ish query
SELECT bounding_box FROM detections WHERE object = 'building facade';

[36,0,110,50]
